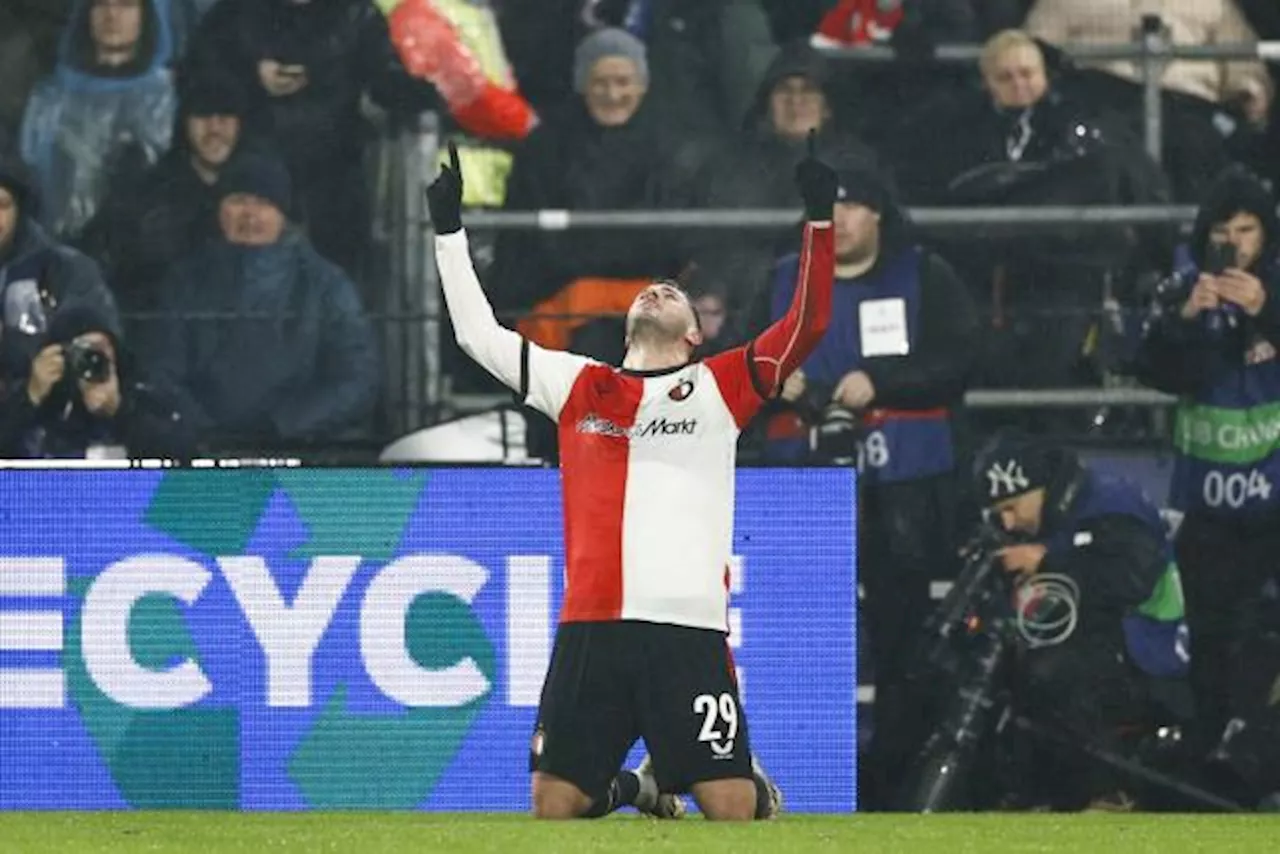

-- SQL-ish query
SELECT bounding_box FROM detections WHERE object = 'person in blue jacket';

[974,432,1189,809]
[1134,166,1280,746]
[755,157,980,807]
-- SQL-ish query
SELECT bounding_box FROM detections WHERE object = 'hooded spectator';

[184,0,439,279]
[0,140,120,386]
[80,67,253,323]
[491,28,706,347]
[19,0,177,240]
[146,152,379,446]
[1135,167,1280,746]
[689,41,881,330]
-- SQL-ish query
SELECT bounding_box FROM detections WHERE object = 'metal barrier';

[387,18,1280,430]
[458,205,1199,231]
[448,387,1177,414]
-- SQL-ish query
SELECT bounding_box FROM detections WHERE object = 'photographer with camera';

[967,433,1188,810]
[754,159,979,808]
[0,305,195,459]
[1134,166,1280,750]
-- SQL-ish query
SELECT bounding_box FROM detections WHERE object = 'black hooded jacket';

[492,95,706,311]
[0,305,197,459]
[77,68,256,317]
[0,144,120,376]
[704,41,881,213]
[972,440,1169,632]
[749,168,978,414]
[1135,167,1280,397]
[185,0,437,176]
[687,42,883,322]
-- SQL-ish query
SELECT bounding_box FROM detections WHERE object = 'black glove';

[426,141,464,235]
[795,129,838,222]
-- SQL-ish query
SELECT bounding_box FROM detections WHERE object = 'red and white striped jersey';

[436,223,834,631]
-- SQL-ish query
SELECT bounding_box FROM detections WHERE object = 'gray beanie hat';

[573,28,649,94]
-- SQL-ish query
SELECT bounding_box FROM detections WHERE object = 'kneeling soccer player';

[428,131,837,819]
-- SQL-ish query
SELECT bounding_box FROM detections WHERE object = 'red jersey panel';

[515,223,835,631]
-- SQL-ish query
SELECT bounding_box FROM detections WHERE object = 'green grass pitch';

[1,813,1277,853]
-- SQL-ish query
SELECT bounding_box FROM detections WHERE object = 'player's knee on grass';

[690,778,757,821]
[531,772,594,819]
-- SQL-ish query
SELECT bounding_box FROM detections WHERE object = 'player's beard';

[627,312,687,347]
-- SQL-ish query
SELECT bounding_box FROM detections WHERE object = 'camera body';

[63,341,111,384]
[810,404,860,464]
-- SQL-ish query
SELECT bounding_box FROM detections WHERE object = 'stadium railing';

[815,15,1280,165]
[380,22,1280,436]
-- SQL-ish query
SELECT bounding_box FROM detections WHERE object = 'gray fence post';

[414,113,444,424]
[1139,14,1168,165]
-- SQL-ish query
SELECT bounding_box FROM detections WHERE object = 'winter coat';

[492,96,705,311]
[1,147,120,376]
[147,228,379,443]
[185,0,436,178]
[19,0,177,239]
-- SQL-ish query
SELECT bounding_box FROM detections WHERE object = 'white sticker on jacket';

[859,298,910,357]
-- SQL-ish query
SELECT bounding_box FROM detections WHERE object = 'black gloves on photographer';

[795,129,838,223]
[425,141,464,235]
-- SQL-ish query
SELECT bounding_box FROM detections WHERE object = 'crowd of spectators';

[2,0,1280,459]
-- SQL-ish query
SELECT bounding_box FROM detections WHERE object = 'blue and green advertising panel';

[0,468,857,811]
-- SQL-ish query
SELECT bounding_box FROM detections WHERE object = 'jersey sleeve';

[705,345,768,429]
[706,222,834,428]
[435,230,589,420]
[520,338,592,419]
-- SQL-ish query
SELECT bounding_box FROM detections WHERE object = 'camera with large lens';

[897,523,1016,811]
[63,342,111,384]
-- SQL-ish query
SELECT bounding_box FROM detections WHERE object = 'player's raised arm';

[748,131,836,396]
[428,143,587,419]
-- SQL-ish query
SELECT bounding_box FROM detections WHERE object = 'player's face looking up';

[584,57,647,127]
[833,201,881,266]
[626,282,702,351]
[991,488,1046,537]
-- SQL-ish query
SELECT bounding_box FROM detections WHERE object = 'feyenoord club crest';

[669,379,694,401]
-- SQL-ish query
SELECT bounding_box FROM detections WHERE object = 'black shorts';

[529,620,753,797]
